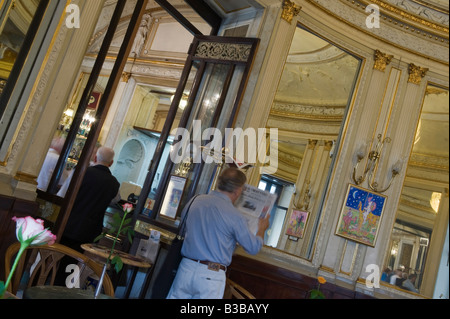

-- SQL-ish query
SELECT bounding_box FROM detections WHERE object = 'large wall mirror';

[382,84,449,296]
[261,25,361,259]
[111,83,186,202]
[0,0,41,90]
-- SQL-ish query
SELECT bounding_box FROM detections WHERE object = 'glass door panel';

[136,35,259,233]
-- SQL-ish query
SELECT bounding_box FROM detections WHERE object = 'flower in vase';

[94,203,135,298]
[94,203,135,273]
[0,216,57,298]
[309,276,326,299]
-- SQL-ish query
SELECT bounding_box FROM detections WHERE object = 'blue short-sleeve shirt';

[181,191,263,266]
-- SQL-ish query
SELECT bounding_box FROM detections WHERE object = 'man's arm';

[256,214,270,240]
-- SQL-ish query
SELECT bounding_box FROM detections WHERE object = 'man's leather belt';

[186,257,226,272]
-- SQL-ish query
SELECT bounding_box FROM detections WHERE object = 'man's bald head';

[95,147,115,167]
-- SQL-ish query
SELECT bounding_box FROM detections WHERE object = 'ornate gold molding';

[195,42,253,62]
[361,0,449,36]
[303,0,448,64]
[408,63,429,84]
[121,72,132,83]
[269,109,344,122]
[308,139,318,149]
[324,140,334,151]
[14,172,38,185]
[282,0,301,24]
[373,50,393,72]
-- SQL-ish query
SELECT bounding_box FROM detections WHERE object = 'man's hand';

[256,214,270,239]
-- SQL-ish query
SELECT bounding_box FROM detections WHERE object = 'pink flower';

[12,216,57,246]
[122,203,133,213]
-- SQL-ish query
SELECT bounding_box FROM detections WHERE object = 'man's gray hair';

[96,147,115,164]
[217,168,246,193]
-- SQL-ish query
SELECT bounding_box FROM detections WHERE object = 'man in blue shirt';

[167,168,270,299]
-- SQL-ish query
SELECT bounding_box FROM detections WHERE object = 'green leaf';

[111,255,123,273]
[127,230,134,243]
[93,233,105,243]
[120,226,130,232]
[0,281,6,298]
[112,213,122,224]
[310,289,325,299]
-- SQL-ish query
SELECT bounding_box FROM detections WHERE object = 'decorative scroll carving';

[131,13,151,57]
[408,63,429,84]
[373,50,393,71]
[195,42,253,62]
[282,0,301,23]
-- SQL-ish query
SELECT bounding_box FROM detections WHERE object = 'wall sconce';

[352,134,402,193]
[64,108,74,117]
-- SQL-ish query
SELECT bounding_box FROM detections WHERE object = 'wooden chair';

[4,242,115,297]
[224,278,256,299]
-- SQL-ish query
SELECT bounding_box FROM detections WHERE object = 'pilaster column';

[246,1,300,186]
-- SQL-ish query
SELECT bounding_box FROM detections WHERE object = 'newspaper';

[235,184,277,234]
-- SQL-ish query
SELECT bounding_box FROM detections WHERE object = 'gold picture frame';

[335,184,387,247]
[159,175,187,220]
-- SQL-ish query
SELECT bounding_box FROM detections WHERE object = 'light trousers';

[166,258,226,299]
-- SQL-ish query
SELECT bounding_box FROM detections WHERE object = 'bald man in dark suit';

[61,146,120,251]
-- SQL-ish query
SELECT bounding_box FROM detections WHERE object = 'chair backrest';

[224,278,256,299]
[4,242,115,297]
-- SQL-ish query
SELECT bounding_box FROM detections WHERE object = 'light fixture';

[352,134,403,193]
[391,247,398,256]
[171,94,189,110]
[430,192,442,213]
[64,108,74,117]
[179,98,188,110]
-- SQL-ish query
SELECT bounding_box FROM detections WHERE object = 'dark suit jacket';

[63,165,120,243]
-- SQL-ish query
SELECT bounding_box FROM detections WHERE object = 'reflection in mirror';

[262,25,361,259]
[108,83,188,219]
[36,74,110,196]
[0,0,41,91]
[382,85,449,296]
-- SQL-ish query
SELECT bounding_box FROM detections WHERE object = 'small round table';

[81,243,152,298]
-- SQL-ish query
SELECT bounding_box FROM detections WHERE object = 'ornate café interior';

[0,0,448,302]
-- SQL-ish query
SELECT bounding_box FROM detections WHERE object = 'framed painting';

[88,92,101,109]
[159,175,187,220]
[335,184,387,247]
[286,210,309,239]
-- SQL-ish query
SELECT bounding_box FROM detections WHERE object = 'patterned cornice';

[270,103,346,121]
[369,0,448,30]
[305,0,449,64]
[351,0,448,41]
